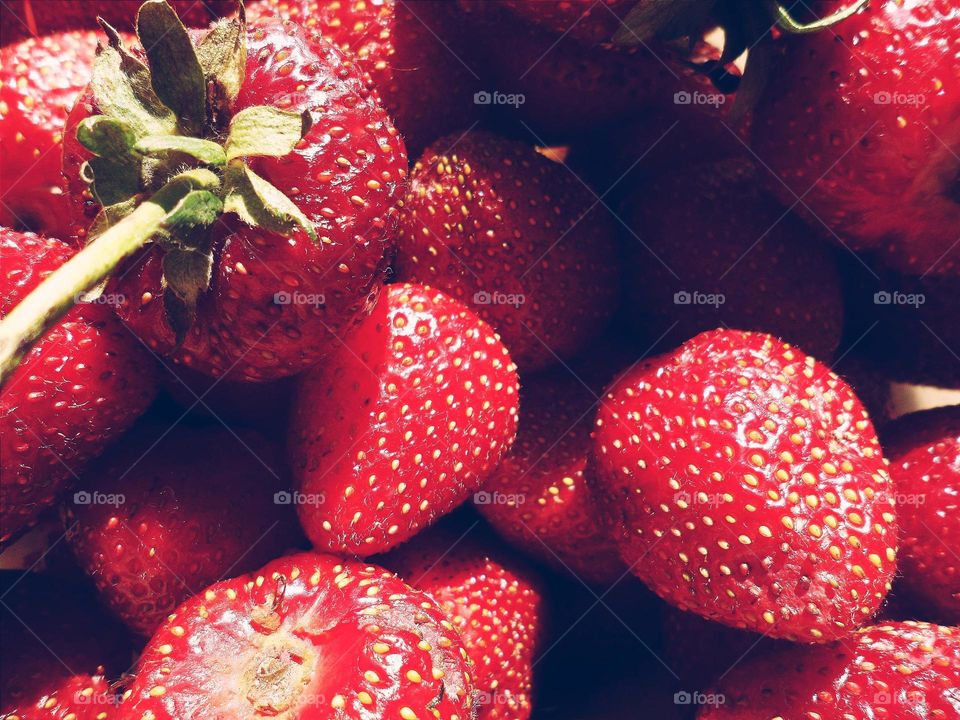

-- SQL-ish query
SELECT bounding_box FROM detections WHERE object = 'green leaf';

[137,0,206,134]
[134,135,227,166]
[223,162,317,241]
[224,106,312,162]
[613,0,717,46]
[76,116,138,157]
[91,43,178,137]
[160,237,215,346]
[84,155,142,206]
[196,12,248,107]
[163,190,224,231]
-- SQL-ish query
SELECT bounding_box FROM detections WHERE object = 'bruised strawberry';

[593,329,898,641]
[62,422,302,636]
[883,405,960,624]
[700,621,960,719]
[119,552,477,719]
[290,283,519,555]
[620,157,844,360]
[396,130,621,372]
[247,0,478,154]
[382,523,546,720]
[1,230,157,545]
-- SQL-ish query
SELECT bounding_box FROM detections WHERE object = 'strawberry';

[118,551,477,719]
[883,405,960,624]
[750,0,960,277]
[247,0,479,154]
[699,621,960,719]
[381,522,546,720]
[396,130,622,372]
[289,283,519,555]
[1,230,157,545]
[487,0,638,47]
[619,157,844,360]
[0,30,109,238]
[62,422,303,636]
[592,329,898,641]
[1,570,132,719]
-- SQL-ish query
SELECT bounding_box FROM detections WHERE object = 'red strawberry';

[247,0,479,154]
[396,130,621,372]
[289,283,519,555]
[1,230,157,545]
[0,30,109,238]
[1,570,132,719]
[883,405,960,624]
[381,523,546,720]
[750,0,960,277]
[488,0,638,47]
[46,6,407,383]
[118,552,477,719]
[592,329,898,641]
[699,621,960,719]
[62,422,303,636]
[619,157,844,360]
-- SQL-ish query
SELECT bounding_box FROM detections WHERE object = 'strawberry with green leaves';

[593,329,897,641]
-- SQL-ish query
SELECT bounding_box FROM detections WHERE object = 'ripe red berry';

[290,283,519,555]
[593,329,897,641]
[119,552,477,719]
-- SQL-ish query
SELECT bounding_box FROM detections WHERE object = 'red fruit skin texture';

[493,0,638,46]
[0,30,104,239]
[620,157,844,361]
[396,130,622,372]
[750,0,960,277]
[1,231,158,545]
[593,329,898,642]
[62,19,407,382]
[119,552,476,720]
[382,524,546,720]
[247,0,479,155]
[883,405,960,624]
[62,423,302,637]
[8,673,119,720]
[699,621,960,720]
[290,283,520,555]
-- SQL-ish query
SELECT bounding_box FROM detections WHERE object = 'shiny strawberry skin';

[700,621,960,719]
[751,0,960,277]
[884,405,960,624]
[248,0,478,154]
[396,130,621,372]
[382,524,546,720]
[290,283,519,555]
[1,231,158,545]
[592,329,897,641]
[62,19,408,382]
[118,552,476,720]
[62,423,302,637]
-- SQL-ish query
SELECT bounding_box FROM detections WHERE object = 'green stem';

[766,0,869,34]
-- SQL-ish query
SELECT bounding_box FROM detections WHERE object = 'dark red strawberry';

[381,523,546,720]
[247,0,479,154]
[0,29,109,238]
[290,283,519,555]
[883,405,960,624]
[118,552,476,719]
[1,570,132,719]
[488,0,637,47]
[62,422,302,636]
[751,0,960,277]
[1,230,157,545]
[396,130,621,372]
[593,329,897,641]
[700,621,960,719]
[620,157,844,360]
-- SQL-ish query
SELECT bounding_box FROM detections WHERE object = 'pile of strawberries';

[1,1,958,718]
